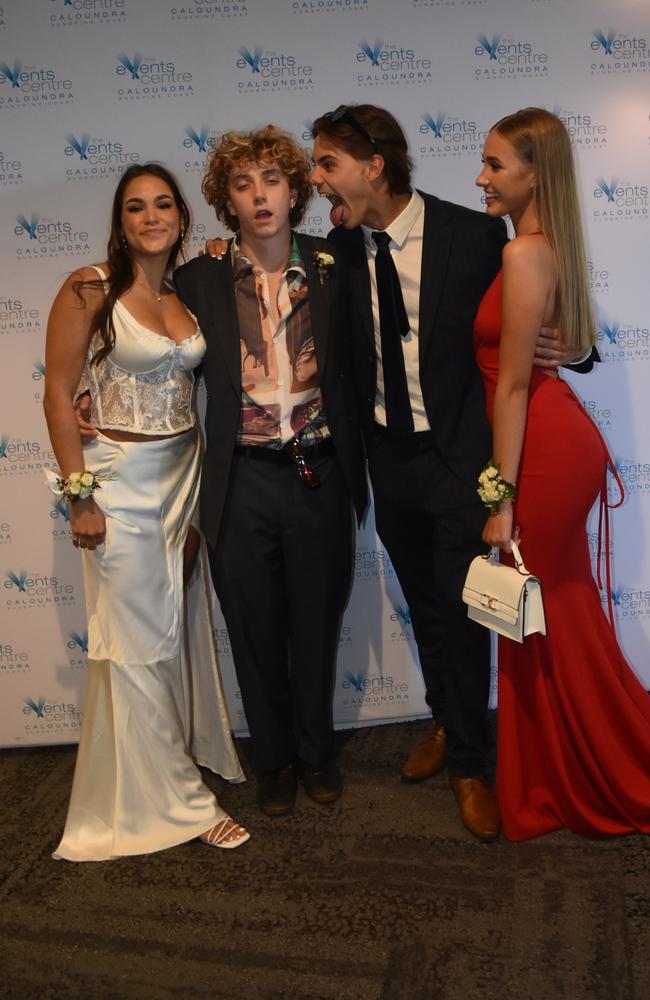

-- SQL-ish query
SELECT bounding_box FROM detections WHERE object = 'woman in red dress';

[473,107,650,840]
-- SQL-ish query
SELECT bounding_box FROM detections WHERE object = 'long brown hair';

[80,163,191,365]
[492,107,595,354]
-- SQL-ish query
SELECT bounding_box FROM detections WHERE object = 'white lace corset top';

[82,268,206,435]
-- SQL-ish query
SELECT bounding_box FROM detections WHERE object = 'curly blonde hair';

[202,125,313,231]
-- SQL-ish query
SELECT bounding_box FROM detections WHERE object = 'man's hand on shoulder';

[201,238,228,259]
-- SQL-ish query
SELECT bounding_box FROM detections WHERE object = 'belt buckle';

[285,438,320,489]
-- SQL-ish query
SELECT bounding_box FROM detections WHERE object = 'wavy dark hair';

[312,104,412,195]
[80,163,191,365]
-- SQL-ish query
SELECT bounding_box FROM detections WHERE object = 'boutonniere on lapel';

[313,250,335,286]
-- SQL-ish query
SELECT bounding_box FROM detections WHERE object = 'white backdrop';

[1,0,648,746]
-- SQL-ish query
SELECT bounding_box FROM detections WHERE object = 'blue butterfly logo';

[238,47,264,73]
[16,214,39,239]
[477,34,501,60]
[358,41,383,67]
[66,133,91,161]
[392,602,412,627]
[0,62,22,88]
[344,671,366,693]
[6,569,28,592]
[596,177,619,203]
[422,113,447,138]
[24,697,46,718]
[68,631,88,654]
[598,320,620,345]
[118,52,143,80]
[185,126,208,152]
[593,29,617,55]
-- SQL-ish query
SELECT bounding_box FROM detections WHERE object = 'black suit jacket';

[328,191,508,488]
[174,232,368,547]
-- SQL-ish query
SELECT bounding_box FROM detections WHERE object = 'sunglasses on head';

[323,105,380,155]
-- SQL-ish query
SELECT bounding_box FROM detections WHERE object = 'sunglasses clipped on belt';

[285,437,323,489]
[322,105,380,154]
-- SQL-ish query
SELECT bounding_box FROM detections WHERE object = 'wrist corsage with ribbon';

[477,459,517,514]
[45,469,107,502]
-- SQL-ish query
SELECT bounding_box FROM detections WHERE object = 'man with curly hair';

[174,126,368,817]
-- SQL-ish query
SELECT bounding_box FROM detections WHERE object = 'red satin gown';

[474,270,650,840]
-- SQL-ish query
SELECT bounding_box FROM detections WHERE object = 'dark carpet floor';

[1,720,649,1000]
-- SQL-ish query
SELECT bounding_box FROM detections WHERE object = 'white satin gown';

[53,286,244,862]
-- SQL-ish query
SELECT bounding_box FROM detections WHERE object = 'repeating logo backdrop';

[1,0,649,746]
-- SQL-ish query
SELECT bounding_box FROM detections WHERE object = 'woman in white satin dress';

[44,163,249,860]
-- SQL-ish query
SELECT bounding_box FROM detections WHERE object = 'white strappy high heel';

[199,817,250,850]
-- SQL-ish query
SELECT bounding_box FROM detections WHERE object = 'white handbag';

[462,540,546,643]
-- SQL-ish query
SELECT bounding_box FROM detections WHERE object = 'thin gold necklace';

[135,280,163,302]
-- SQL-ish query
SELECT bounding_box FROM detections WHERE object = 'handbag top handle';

[484,540,531,577]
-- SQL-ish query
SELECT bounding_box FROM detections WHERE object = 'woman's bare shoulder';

[503,233,553,267]
[55,264,109,309]
[502,234,555,288]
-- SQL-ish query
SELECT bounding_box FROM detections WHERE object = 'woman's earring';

[121,235,129,250]
[179,227,186,243]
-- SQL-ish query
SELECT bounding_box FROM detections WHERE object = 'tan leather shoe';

[450,776,500,842]
[401,723,446,782]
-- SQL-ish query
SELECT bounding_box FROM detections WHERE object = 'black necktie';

[371,231,414,433]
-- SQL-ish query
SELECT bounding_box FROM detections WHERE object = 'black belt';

[233,437,334,488]
[233,438,334,462]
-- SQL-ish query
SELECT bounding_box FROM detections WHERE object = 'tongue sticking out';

[329,201,346,227]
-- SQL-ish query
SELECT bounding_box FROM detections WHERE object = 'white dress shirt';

[361,190,431,431]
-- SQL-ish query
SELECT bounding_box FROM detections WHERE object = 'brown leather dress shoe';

[449,776,500,842]
[401,723,446,782]
[257,763,298,817]
[299,761,342,804]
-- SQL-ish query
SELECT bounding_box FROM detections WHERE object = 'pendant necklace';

[136,281,163,302]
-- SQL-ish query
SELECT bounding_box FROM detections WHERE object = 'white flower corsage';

[45,469,107,502]
[477,459,517,514]
[313,250,335,286]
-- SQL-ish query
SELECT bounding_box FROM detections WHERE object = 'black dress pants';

[207,448,354,774]
[367,427,491,777]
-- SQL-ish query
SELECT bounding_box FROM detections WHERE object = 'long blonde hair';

[492,107,595,355]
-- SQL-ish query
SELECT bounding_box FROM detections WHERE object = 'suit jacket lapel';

[296,232,331,376]
[418,192,454,365]
[205,253,242,395]
[344,228,374,351]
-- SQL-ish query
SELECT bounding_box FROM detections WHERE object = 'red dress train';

[474,271,650,840]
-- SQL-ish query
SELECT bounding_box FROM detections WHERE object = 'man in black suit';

[175,126,367,817]
[310,104,593,840]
